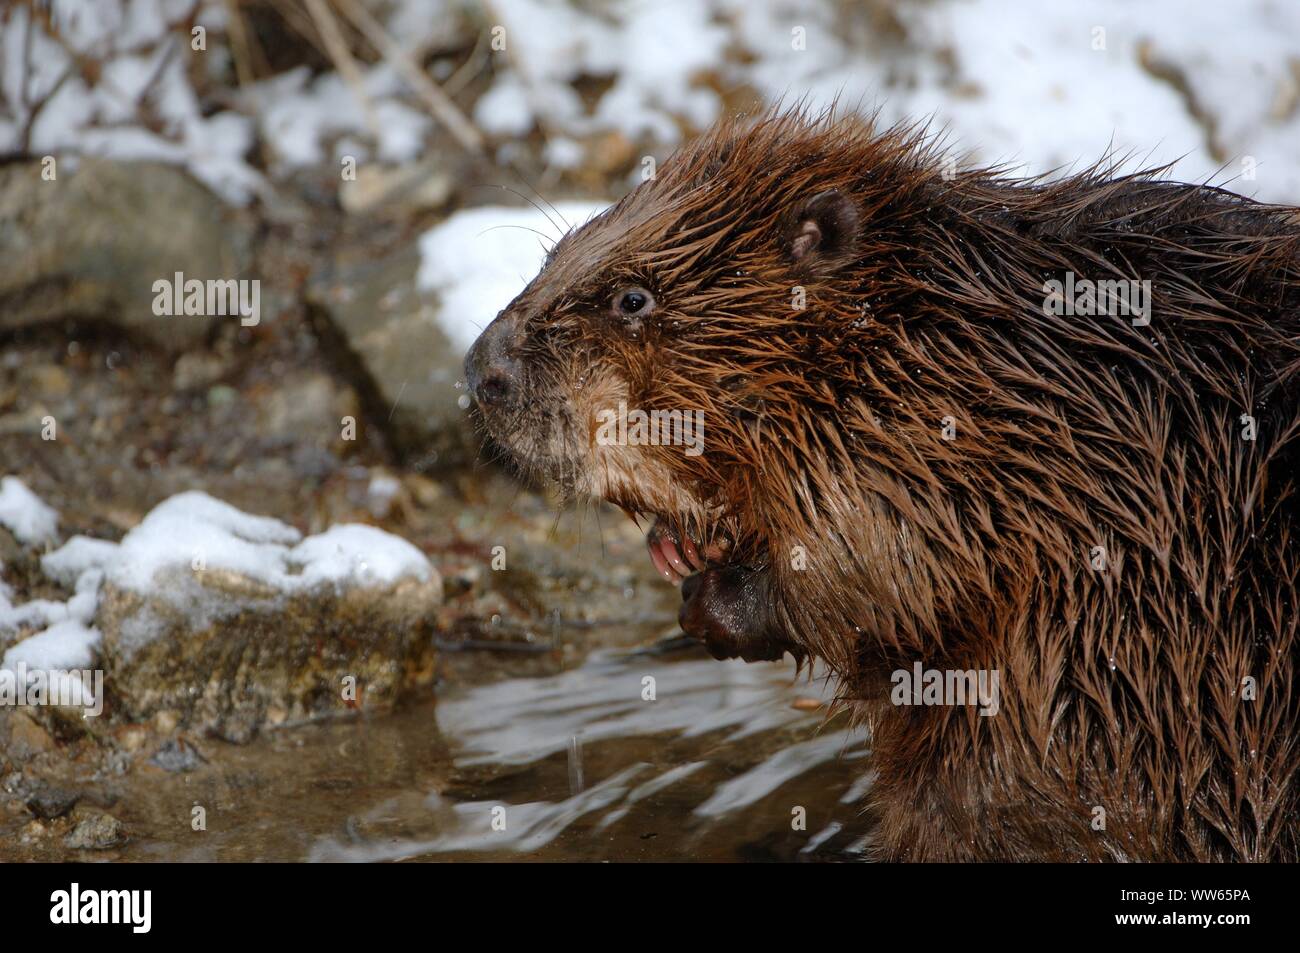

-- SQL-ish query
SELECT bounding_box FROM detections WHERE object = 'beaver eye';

[614,287,654,317]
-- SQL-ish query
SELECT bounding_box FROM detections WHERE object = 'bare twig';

[303,0,379,139]
[268,0,328,52]
[223,0,267,86]
[14,2,81,151]
[477,0,564,183]
[443,26,490,97]
[332,0,485,156]
[17,2,36,145]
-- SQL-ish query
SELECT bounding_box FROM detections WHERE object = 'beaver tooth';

[679,534,707,572]
[660,536,691,577]
[646,536,678,584]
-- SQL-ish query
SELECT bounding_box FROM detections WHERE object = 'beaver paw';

[679,566,791,662]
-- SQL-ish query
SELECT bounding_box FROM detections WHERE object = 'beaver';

[464,107,1300,862]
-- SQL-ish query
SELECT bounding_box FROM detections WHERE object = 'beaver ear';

[785,189,860,266]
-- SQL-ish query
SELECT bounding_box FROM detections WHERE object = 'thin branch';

[331,0,485,156]
[443,26,490,97]
[303,0,379,139]
[223,0,257,86]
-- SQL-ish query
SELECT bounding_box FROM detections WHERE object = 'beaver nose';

[465,312,522,409]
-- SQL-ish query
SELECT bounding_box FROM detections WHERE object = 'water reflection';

[311,649,873,861]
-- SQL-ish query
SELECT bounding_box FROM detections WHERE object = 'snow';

[105,491,302,593]
[416,202,608,353]
[0,474,100,686]
[7,0,1298,208]
[4,0,264,204]
[463,0,1300,201]
[288,524,433,589]
[2,619,99,673]
[366,473,403,518]
[85,490,433,594]
[473,74,537,138]
[586,2,727,142]
[0,569,97,635]
[717,0,1300,201]
[479,0,727,145]
[543,136,586,170]
[0,0,455,199]
[0,587,68,633]
[250,66,432,169]
[41,537,120,588]
[0,477,59,545]
[894,1,1220,186]
[2,490,433,679]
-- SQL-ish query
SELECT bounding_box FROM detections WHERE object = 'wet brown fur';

[470,107,1300,861]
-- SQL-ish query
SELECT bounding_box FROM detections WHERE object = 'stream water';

[116,643,874,862]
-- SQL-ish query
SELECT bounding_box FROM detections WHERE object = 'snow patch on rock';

[4,488,434,677]
[0,478,100,694]
[2,618,100,673]
[0,477,60,546]
[288,524,433,590]
[49,490,435,598]
[103,491,302,593]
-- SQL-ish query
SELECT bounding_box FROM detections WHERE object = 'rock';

[23,364,70,399]
[119,726,149,752]
[172,352,230,391]
[149,739,208,773]
[306,245,474,465]
[3,710,54,756]
[338,158,455,217]
[256,370,359,447]
[405,473,446,507]
[46,491,445,742]
[97,571,441,742]
[25,786,79,820]
[0,159,256,352]
[63,811,128,850]
[21,819,50,845]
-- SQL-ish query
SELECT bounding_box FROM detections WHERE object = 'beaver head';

[464,110,913,555]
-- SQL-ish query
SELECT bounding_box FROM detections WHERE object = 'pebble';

[63,811,128,850]
[25,787,80,820]
[149,739,207,774]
